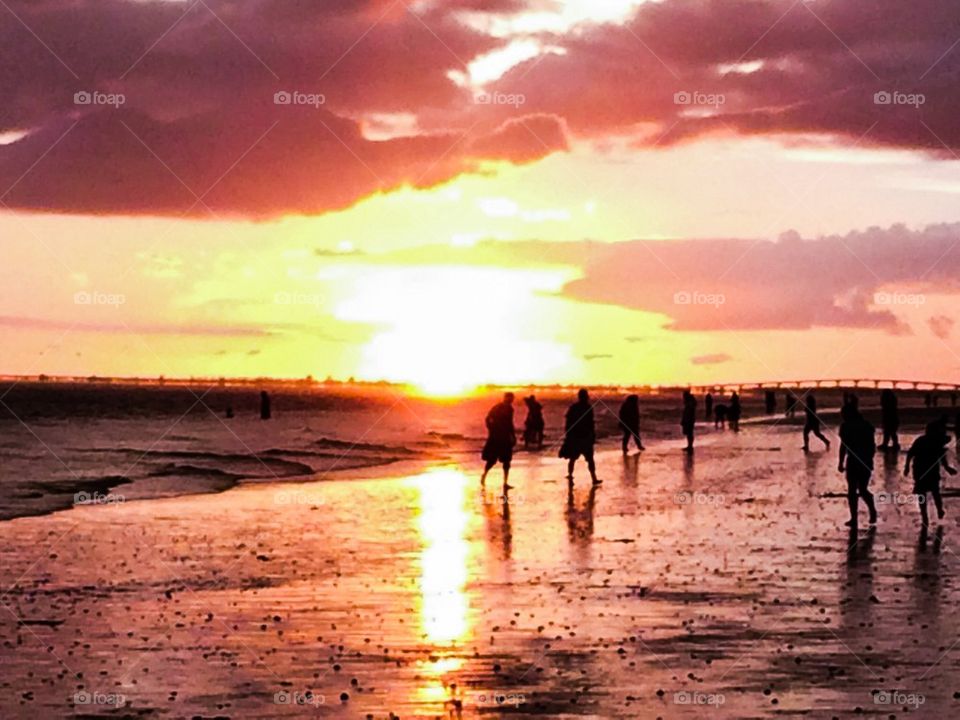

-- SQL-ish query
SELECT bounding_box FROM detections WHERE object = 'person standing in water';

[522,395,545,450]
[259,390,271,420]
[618,394,644,453]
[729,391,742,430]
[904,419,956,526]
[559,389,599,484]
[681,390,697,453]
[879,389,900,450]
[802,393,830,452]
[838,402,878,527]
[481,392,516,488]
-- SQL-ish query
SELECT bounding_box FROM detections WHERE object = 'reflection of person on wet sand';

[879,389,900,450]
[681,390,697,453]
[618,394,644,453]
[481,392,516,489]
[905,420,956,527]
[838,402,878,527]
[566,481,597,545]
[802,394,830,452]
[559,389,599,484]
[522,395,544,450]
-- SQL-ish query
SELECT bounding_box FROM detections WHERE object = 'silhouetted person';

[838,402,877,527]
[713,403,728,428]
[704,392,714,422]
[559,389,598,484]
[618,394,644,453]
[681,390,697,453]
[522,395,544,450]
[765,390,776,415]
[905,419,956,527]
[225,405,234,419]
[259,390,271,420]
[729,392,742,431]
[481,392,516,488]
[879,389,900,450]
[925,392,933,408]
[955,411,960,455]
[785,391,797,418]
[802,394,830,451]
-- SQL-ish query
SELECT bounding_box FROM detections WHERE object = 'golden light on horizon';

[335,265,578,395]
[412,468,472,645]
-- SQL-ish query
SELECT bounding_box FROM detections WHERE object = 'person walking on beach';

[260,390,271,420]
[559,389,599,484]
[481,392,516,488]
[729,392,742,431]
[705,392,714,422]
[765,390,776,415]
[681,390,697,453]
[838,402,878,527]
[904,419,956,526]
[522,395,544,450]
[618,394,644,453]
[802,394,830,452]
[879,389,900,450]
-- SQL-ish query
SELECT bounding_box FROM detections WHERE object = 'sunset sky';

[3,0,960,393]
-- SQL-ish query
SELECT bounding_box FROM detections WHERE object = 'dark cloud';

[4,0,960,217]
[691,353,732,365]
[929,315,955,339]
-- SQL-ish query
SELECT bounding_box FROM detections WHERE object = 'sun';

[334,264,576,394]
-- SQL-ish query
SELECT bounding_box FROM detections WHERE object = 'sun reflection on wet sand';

[410,468,473,710]
[412,467,472,645]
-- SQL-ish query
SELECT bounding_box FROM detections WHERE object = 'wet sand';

[2,424,959,718]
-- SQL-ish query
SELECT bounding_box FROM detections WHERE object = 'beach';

[3,399,960,718]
